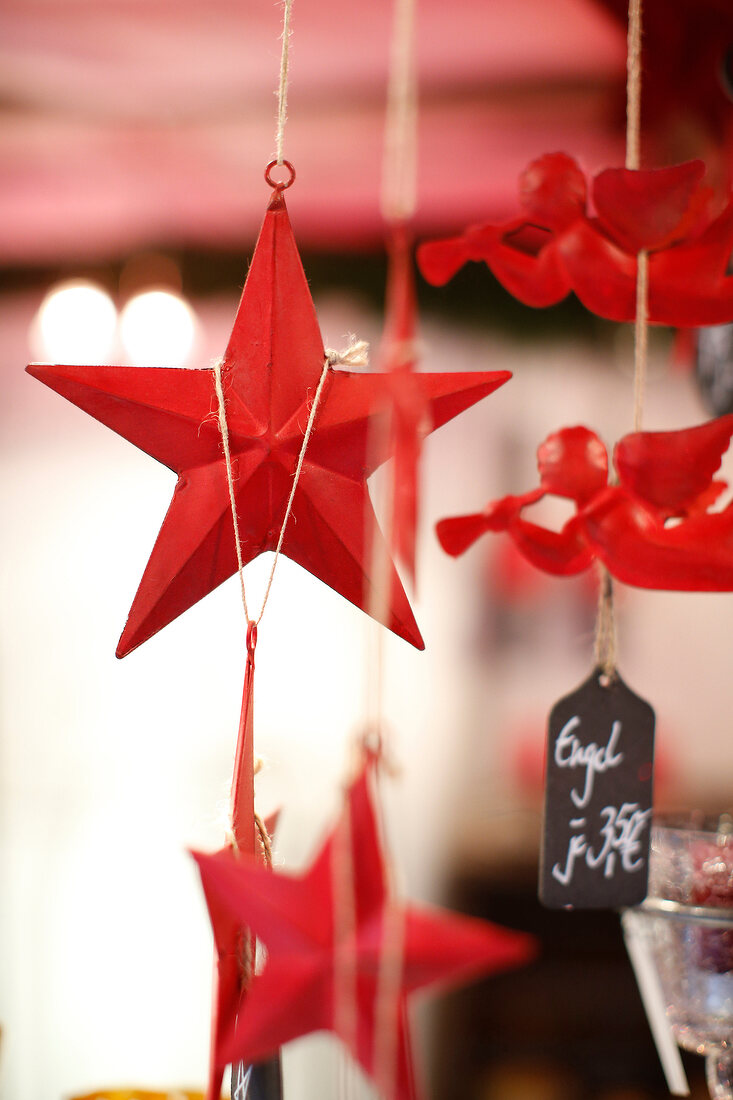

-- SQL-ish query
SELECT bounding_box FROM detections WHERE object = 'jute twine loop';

[325,339,369,369]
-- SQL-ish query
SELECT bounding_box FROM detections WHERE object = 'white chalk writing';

[554,715,623,808]
[552,802,651,885]
[232,1063,253,1100]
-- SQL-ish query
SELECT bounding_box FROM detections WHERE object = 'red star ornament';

[205,626,285,1100]
[418,154,733,327]
[193,762,535,1100]
[27,185,510,656]
[436,416,733,590]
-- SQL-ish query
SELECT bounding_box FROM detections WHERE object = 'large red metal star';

[27,184,509,656]
[193,761,535,1100]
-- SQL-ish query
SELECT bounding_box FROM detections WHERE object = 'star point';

[193,763,535,1100]
[28,190,510,655]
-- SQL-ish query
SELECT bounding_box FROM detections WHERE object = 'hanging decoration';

[427,0,733,607]
[377,0,426,584]
[539,667,655,909]
[378,225,427,585]
[205,620,279,1100]
[422,0,727,918]
[436,417,733,590]
[417,154,733,326]
[23,2,522,1095]
[193,758,536,1100]
[26,179,509,656]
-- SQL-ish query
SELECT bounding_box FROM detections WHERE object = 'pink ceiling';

[0,0,628,263]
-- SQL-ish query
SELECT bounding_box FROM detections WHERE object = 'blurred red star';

[193,761,535,1100]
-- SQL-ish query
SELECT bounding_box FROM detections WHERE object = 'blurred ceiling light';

[31,281,117,364]
[119,290,197,368]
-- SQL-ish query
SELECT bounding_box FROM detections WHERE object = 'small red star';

[27,187,510,656]
[193,762,535,1100]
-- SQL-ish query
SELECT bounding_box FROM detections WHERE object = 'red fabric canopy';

[0,0,626,262]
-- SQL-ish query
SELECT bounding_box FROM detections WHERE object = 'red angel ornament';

[418,154,733,327]
[193,761,535,1100]
[27,174,510,655]
[436,416,733,591]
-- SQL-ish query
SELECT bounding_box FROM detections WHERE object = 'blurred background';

[3,0,733,1098]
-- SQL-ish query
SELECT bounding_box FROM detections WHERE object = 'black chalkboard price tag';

[231,1057,283,1100]
[539,668,655,910]
[696,322,733,416]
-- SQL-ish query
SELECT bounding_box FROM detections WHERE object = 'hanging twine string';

[332,782,359,1084]
[214,361,251,622]
[627,0,648,434]
[381,0,418,221]
[213,340,367,630]
[324,336,373,1100]
[275,0,294,166]
[254,812,273,867]
[255,360,330,620]
[373,903,406,1098]
[632,253,649,432]
[593,562,618,678]
[370,0,420,720]
[366,405,393,732]
[212,355,327,626]
[626,0,643,172]
[593,0,645,677]
[367,0,421,1092]
[369,0,420,715]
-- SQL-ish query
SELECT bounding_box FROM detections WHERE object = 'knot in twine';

[325,338,370,369]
